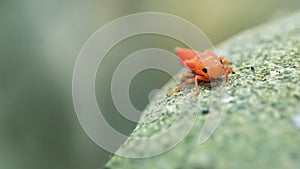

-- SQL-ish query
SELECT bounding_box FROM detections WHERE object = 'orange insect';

[167,48,231,95]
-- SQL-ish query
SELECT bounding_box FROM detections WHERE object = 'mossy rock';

[106,11,300,169]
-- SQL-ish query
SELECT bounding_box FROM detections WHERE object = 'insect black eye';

[202,68,207,73]
[220,60,223,64]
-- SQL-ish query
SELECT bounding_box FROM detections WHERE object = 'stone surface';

[106,11,300,169]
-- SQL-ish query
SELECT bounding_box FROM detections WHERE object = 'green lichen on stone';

[106,11,300,169]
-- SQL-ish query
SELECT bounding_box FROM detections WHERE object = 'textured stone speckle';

[106,11,300,169]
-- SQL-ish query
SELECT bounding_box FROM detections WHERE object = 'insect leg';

[166,78,195,96]
[224,66,231,78]
[191,76,199,96]
[178,72,195,81]
[190,75,210,96]
[222,66,231,84]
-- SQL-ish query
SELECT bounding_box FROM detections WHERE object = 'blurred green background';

[0,0,299,169]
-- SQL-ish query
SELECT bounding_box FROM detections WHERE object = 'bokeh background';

[1,0,299,169]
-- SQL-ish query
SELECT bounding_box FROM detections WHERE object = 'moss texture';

[106,11,300,169]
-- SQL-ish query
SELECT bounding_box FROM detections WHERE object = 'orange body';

[167,48,231,95]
